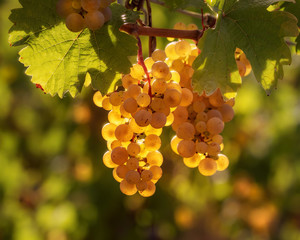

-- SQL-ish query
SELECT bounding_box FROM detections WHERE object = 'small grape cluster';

[56,0,114,32]
[93,36,239,196]
[170,89,234,176]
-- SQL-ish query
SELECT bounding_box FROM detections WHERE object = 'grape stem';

[135,34,153,97]
[120,23,205,43]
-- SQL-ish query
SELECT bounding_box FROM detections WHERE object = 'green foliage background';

[1,1,300,240]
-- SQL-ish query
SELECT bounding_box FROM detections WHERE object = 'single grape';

[120,179,137,195]
[81,0,101,11]
[177,139,196,158]
[198,158,217,176]
[65,13,86,32]
[85,10,105,31]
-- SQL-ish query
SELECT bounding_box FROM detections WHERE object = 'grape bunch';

[93,48,193,196]
[56,0,114,32]
[170,89,234,176]
[93,36,241,196]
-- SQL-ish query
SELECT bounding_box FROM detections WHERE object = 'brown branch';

[120,23,204,42]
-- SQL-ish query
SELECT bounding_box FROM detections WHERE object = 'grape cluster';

[93,49,193,196]
[170,89,234,176]
[56,0,114,32]
[93,37,237,196]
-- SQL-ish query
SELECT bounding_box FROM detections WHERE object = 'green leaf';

[282,0,300,53]
[161,0,209,11]
[9,0,139,97]
[193,0,299,99]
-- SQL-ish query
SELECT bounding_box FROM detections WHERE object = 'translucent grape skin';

[85,10,105,31]
[81,0,101,11]
[65,13,85,32]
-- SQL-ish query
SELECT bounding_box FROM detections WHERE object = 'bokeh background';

[1,1,300,239]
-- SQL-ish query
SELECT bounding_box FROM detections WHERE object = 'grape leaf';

[9,0,139,97]
[160,0,209,11]
[192,0,299,99]
[282,1,300,53]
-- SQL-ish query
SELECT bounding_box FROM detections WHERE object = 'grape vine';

[7,0,300,197]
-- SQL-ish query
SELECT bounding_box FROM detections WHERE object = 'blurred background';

[1,0,300,239]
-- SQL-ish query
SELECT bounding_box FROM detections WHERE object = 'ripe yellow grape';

[100,7,112,22]
[196,112,208,122]
[152,49,167,62]
[113,168,123,182]
[109,139,122,150]
[152,79,167,94]
[208,88,225,107]
[72,0,82,9]
[179,88,193,107]
[144,125,162,136]
[141,170,153,181]
[111,147,128,165]
[81,0,101,11]
[177,139,196,158]
[164,89,182,107]
[127,84,141,99]
[198,158,217,176]
[144,134,161,151]
[136,180,147,191]
[218,104,234,122]
[108,110,125,125]
[66,13,86,32]
[101,123,117,141]
[134,109,152,127]
[150,112,167,129]
[93,91,103,107]
[195,121,206,133]
[101,96,112,110]
[123,97,138,113]
[166,113,174,126]
[56,0,75,18]
[171,59,184,72]
[175,40,191,57]
[192,100,205,113]
[207,109,223,120]
[212,135,223,145]
[216,154,229,171]
[115,124,133,142]
[136,93,151,107]
[144,57,155,71]
[165,42,180,60]
[196,141,208,154]
[187,23,198,30]
[176,122,195,140]
[173,22,186,30]
[129,118,145,134]
[139,181,156,197]
[109,92,123,106]
[130,64,144,79]
[122,74,138,89]
[126,157,139,170]
[151,61,170,79]
[150,166,163,180]
[183,154,204,168]
[125,170,140,184]
[207,142,221,156]
[127,143,141,156]
[116,164,129,178]
[120,179,137,195]
[103,151,118,168]
[173,106,188,123]
[85,10,105,30]
[146,151,163,166]
[206,117,224,135]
